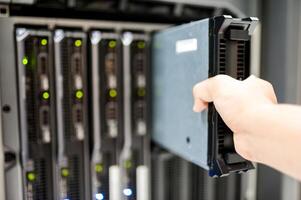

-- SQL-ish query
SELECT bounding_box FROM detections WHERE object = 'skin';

[192,75,301,181]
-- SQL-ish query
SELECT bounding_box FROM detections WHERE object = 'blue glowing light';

[123,188,133,196]
[96,193,104,200]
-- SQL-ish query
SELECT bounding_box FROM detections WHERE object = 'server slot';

[16,28,54,200]
[54,30,90,200]
[90,31,122,200]
[121,32,150,200]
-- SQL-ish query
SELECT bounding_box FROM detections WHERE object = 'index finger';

[192,75,233,112]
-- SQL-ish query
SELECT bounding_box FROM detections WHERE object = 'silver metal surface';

[91,31,102,164]
[54,29,67,171]
[0,17,24,200]
[0,75,5,200]
[121,31,134,163]
[137,165,150,200]
[109,165,121,200]
[152,18,210,169]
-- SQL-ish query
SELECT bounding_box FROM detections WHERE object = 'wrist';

[238,103,277,163]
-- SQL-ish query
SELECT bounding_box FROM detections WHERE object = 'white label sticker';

[176,38,198,54]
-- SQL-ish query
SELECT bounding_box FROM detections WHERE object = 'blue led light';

[123,188,133,196]
[96,193,104,200]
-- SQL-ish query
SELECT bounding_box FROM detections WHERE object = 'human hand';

[192,75,277,161]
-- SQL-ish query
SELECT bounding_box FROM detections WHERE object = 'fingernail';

[193,105,199,112]
[193,105,198,112]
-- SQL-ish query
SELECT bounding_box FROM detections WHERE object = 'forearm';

[244,104,301,180]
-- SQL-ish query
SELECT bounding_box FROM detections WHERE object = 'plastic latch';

[228,29,250,41]
[224,153,245,164]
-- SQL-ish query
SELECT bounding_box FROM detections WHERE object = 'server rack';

[0,2,260,200]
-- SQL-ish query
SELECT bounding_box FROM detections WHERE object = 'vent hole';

[0,8,7,15]
[2,105,11,113]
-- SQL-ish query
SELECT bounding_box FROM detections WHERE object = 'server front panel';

[54,30,90,200]
[16,28,55,200]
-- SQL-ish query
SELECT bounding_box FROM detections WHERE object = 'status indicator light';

[75,40,82,47]
[108,40,117,48]
[95,163,103,173]
[109,89,117,98]
[41,39,48,46]
[27,172,36,182]
[61,168,69,177]
[137,41,146,49]
[123,188,133,196]
[137,88,146,97]
[124,160,132,169]
[22,57,29,65]
[42,91,50,100]
[75,90,84,99]
[96,193,104,200]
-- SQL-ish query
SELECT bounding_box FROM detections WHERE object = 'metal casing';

[152,16,258,176]
[152,18,211,169]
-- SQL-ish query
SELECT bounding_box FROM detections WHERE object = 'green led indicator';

[109,89,117,98]
[41,39,48,46]
[22,57,29,65]
[137,41,146,49]
[124,160,132,169]
[75,90,84,99]
[75,40,82,47]
[95,163,104,173]
[61,168,69,177]
[137,88,146,97]
[42,91,50,100]
[108,40,117,48]
[27,172,36,182]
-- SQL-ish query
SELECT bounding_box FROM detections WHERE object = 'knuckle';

[259,80,275,95]
[264,81,274,91]
[192,83,202,97]
[212,75,230,89]
[214,74,229,82]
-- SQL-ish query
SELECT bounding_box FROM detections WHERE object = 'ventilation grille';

[25,37,40,144]
[33,159,47,200]
[134,101,145,120]
[218,39,226,74]
[217,38,249,154]
[190,164,206,199]
[217,39,227,153]
[61,39,72,141]
[68,156,81,200]
[166,157,181,200]
[217,117,226,153]
[237,41,246,80]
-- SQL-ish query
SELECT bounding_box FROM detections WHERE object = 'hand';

[192,75,277,161]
